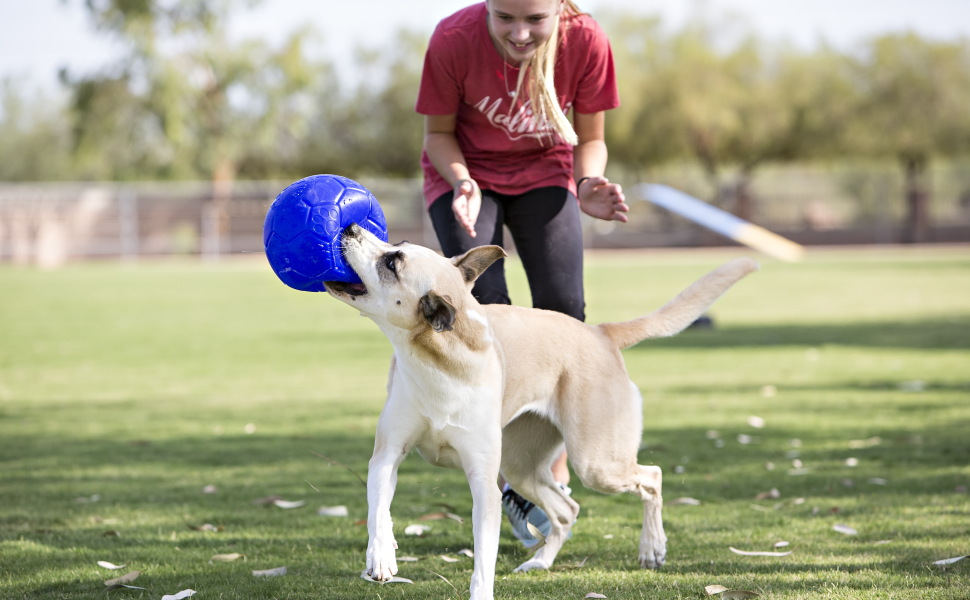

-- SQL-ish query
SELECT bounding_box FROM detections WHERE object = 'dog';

[324,224,758,600]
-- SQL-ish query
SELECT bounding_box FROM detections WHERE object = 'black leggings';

[429,186,585,322]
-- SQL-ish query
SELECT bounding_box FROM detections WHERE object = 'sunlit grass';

[1,246,968,599]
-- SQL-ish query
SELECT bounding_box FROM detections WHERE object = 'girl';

[416,0,627,546]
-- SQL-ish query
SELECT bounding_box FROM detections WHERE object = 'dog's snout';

[342,223,362,240]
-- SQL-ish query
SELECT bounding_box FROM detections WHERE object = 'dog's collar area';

[324,281,367,297]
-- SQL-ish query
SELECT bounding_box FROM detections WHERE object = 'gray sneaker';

[502,484,573,548]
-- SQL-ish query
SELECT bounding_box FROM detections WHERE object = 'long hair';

[510,0,584,146]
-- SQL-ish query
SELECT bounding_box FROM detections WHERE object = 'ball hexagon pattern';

[264,175,388,291]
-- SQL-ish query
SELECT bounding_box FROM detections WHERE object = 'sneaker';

[501,484,572,548]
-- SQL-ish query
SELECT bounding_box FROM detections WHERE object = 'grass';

[1,245,968,599]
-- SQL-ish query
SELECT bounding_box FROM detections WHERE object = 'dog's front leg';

[365,409,421,581]
[457,430,502,600]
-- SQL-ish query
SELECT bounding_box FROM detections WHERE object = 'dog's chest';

[413,429,462,469]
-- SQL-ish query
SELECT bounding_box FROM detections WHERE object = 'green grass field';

[1,246,968,599]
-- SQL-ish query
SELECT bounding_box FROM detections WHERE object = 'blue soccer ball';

[263,175,388,291]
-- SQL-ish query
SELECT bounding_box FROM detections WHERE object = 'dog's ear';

[419,291,456,333]
[451,245,507,286]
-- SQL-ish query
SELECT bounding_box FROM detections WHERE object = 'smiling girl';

[416,0,625,547]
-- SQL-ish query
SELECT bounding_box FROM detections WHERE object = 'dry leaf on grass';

[404,524,430,536]
[706,584,729,595]
[933,556,967,566]
[75,495,100,503]
[440,555,459,563]
[360,571,413,584]
[737,434,752,445]
[104,584,146,591]
[729,547,792,557]
[273,499,306,509]
[432,502,459,513]
[526,522,546,552]
[353,518,367,526]
[397,556,419,562]
[253,566,287,577]
[747,416,765,428]
[869,478,887,485]
[774,541,790,548]
[102,530,120,537]
[874,540,892,545]
[458,548,474,558]
[161,590,196,600]
[252,496,282,505]
[104,571,140,586]
[669,497,701,506]
[721,592,760,599]
[603,534,614,539]
[202,485,217,494]
[755,488,780,500]
[210,553,245,563]
[188,523,221,532]
[832,524,858,535]
[418,511,464,524]
[317,505,348,517]
[585,593,607,599]
[97,561,125,570]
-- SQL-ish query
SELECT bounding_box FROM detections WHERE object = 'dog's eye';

[385,254,397,273]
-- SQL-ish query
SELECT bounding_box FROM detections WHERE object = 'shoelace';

[502,489,535,521]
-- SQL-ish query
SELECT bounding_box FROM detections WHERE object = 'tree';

[848,34,970,242]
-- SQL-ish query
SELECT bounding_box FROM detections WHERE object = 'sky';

[3,0,969,93]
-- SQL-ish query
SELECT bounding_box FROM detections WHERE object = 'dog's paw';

[513,558,550,573]
[365,543,398,581]
[639,543,666,569]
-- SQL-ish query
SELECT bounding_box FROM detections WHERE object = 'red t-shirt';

[416,2,619,207]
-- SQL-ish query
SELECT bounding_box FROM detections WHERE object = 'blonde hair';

[510,0,583,146]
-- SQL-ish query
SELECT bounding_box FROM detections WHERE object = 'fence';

[1,168,969,267]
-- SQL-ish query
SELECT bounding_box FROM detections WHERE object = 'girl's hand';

[452,178,482,238]
[577,176,629,222]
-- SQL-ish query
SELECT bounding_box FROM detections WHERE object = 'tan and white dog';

[324,224,757,600]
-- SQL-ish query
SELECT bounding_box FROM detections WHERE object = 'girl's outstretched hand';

[578,176,629,222]
[452,178,482,238]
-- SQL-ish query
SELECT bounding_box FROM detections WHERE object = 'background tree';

[847,33,970,242]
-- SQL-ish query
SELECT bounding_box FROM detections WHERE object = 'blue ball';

[263,175,388,291]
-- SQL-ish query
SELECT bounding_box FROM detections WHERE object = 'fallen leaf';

[210,553,245,562]
[188,523,220,532]
[104,571,140,586]
[353,518,367,526]
[845,457,859,467]
[75,494,100,503]
[97,561,125,570]
[458,548,474,558]
[244,423,257,434]
[397,556,419,562]
[603,534,614,539]
[273,499,305,509]
[792,459,803,468]
[874,540,892,545]
[706,430,720,439]
[252,495,282,506]
[104,584,147,591]
[202,485,217,494]
[760,385,776,397]
[706,584,729,595]
[585,594,607,599]
[793,498,806,505]
[317,505,348,517]
[737,434,752,445]
[440,555,459,563]
[722,592,760,599]
[669,497,701,506]
[764,462,775,471]
[830,506,840,514]
[833,524,857,535]
[898,380,925,392]
[747,416,765,428]
[102,530,120,537]
[445,512,464,524]
[252,566,287,577]
[849,437,881,449]
[755,488,780,500]
[404,524,430,536]
[729,547,793,557]
[432,502,459,513]
[774,541,790,548]
[790,438,802,447]
[869,478,887,485]
[419,511,448,521]
[788,468,810,476]
[933,555,967,566]
[527,522,547,552]
[360,570,413,584]
[749,504,770,512]
[674,465,686,474]
[161,590,196,600]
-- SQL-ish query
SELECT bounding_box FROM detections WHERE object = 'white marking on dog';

[466,309,493,342]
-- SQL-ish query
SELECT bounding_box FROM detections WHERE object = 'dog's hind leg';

[500,412,580,572]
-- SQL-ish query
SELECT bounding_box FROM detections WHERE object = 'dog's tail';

[598,257,759,350]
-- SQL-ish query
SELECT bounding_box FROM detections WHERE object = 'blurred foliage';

[1,1,969,233]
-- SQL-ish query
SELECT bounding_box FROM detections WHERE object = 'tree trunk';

[902,156,929,244]
[732,173,754,222]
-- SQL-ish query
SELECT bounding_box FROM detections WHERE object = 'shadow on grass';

[630,318,970,350]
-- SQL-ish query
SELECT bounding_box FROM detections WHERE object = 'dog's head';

[324,224,506,336]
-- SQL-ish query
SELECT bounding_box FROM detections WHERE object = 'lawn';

[0,245,968,599]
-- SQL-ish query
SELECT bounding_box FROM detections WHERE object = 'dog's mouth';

[324,281,368,297]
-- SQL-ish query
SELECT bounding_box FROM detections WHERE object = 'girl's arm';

[573,111,629,222]
[425,114,482,237]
